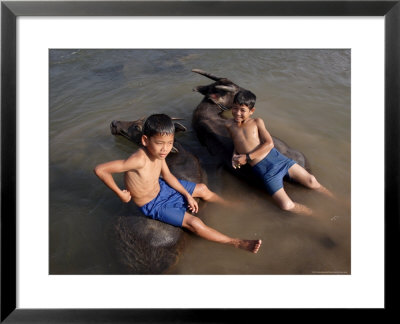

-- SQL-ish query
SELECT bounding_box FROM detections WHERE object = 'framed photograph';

[2,0,399,322]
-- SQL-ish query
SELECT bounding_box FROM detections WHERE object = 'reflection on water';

[50,49,350,274]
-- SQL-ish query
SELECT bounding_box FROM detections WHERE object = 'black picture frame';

[1,1,399,322]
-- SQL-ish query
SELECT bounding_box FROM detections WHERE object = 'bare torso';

[124,148,162,207]
[226,118,269,166]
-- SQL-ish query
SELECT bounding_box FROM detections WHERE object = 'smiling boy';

[94,114,261,253]
[225,90,333,216]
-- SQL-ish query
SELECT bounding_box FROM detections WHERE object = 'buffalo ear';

[174,122,187,133]
[193,85,210,95]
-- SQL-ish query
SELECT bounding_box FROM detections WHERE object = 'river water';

[49,49,350,274]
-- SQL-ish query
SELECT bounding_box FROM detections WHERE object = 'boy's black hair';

[143,114,175,138]
[233,90,256,109]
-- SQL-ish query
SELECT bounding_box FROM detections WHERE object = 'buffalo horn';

[174,122,187,133]
[192,69,221,81]
[215,85,236,93]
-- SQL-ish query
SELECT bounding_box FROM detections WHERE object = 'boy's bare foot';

[292,203,313,217]
[235,239,262,253]
[317,185,335,199]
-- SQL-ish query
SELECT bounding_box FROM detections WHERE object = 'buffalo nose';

[110,120,119,134]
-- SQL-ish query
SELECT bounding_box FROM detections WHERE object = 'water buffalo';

[109,118,205,274]
[191,68,310,188]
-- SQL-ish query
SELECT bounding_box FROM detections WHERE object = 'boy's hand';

[119,189,132,203]
[186,195,199,214]
[232,154,246,169]
[232,156,239,169]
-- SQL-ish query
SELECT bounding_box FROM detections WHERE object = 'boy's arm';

[161,160,199,213]
[250,118,274,160]
[94,154,143,203]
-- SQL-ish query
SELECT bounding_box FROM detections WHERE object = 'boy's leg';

[181,212,261,253]
[192,183,236,207]
[272,188,313,216]
[288,164,334,198]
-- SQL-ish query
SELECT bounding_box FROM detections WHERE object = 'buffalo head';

[192,69,243,112]
[110,117,187,153]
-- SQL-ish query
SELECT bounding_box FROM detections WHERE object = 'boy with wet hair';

[225,90,333,216]
[95,114,261,253]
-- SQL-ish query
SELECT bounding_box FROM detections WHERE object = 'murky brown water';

[49,49,350,274]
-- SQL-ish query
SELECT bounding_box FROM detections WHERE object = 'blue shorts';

[139,178,196,227]
[252,148,296,195]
